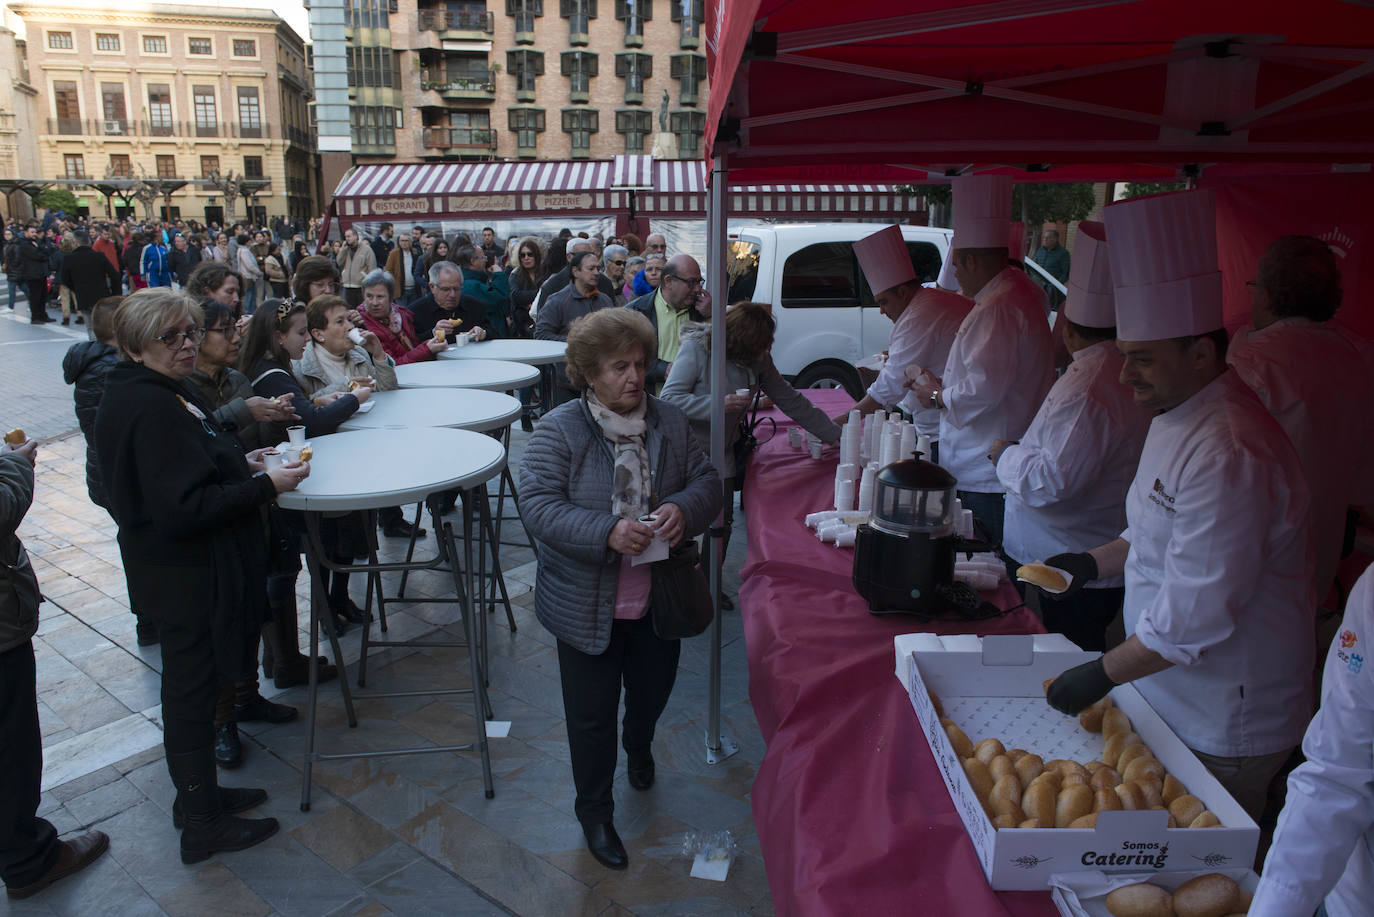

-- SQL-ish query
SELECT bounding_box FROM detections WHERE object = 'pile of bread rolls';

[931,688,1223,830]
[1105,872,1249,916]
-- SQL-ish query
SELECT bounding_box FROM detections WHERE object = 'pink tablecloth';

[740,390,1056,917]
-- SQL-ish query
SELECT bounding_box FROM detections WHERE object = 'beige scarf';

[586,391,651,520]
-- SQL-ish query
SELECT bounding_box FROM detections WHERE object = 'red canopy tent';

[697,3,1374,915]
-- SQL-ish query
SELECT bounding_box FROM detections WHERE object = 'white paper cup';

[808,442,823,460]
[284,446,302,464]
[286,425,306,446]
[262,449,284,469]
[347,327,365,345]
[735,389,750,397]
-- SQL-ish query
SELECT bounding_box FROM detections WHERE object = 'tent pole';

[704,148,738,766]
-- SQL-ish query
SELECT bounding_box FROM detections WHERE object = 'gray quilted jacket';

[519,394,721,654]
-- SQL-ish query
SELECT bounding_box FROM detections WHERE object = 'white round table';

[394,358,539,392]
[276,427,506,512]
[436,339,567,366]
[336,388,522,434]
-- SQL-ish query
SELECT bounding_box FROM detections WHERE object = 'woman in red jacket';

[354,269,444,365]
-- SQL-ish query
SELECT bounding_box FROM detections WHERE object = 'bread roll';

[434,327,446,343]
[995,802,1027,825]
[1022,783,1056,828]
[1103,731,1143,768]
[1056,785,1094,827]
[1095,786,1123,812]
[1102,708,1132,738]
[299,445,313,462]
[3,429,25,445]
[1018,563,1068,591]
[1104,882,1173,917]
[1069,812,1098,829]
[1234,888,1252,912]
[988,755,1016,783]
[1189,810,1222,828]
[1163,774,1188,805]
[1027,771,1062,796]
[1117,743,1152,773]
[1005,748,1029,763]
[1136,779,1165,809]
[963,758,995,803]
[974,738,1005,764]
[1079,696,1115,733]
[1115,782,1148,810]
[990,774,1022,813]
[1171,872,1240,917]
[992,813,1022,830]
[1168,794,1207,826]
[1084,760,1107,774]
[1123,757,1165,785]
[1018,817,1039,829]
[1062,772,1090,788]
[1091,766,1122,791]
[1014,753,1044,786]
[944,723,974,759]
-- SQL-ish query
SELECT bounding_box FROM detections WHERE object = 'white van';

[722,223,952,397]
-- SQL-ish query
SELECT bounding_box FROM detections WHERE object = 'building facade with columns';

[6,2,319,223]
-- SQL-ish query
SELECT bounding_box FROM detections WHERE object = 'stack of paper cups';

[836,462,861,483]
[858,463,877,512]
[961,508,974,539]
[834,528,857,548]
[900,424,916,461]
[916,433,933,460]
[848,408,861,426]
[889,411,903,425]
[879,429,901,468]
[834,476,856,511]
[840,422,861,467]
[787,427,804,449]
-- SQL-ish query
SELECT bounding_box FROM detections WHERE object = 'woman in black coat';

[94,288,309,865]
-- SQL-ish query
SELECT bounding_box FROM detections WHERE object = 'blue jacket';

[140,243,172,287]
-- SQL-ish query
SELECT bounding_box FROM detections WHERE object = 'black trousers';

[25,280,47,322]
[1037,585,1125,653]
[958,490,1006,548]
[556,616,680,826]
[0,641,60,888]
[136,577,220,755]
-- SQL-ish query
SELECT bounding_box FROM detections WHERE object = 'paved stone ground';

[0,295,769,916]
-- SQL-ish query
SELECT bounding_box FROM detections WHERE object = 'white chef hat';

[1062,221,1116,329]
[935,242,958,291]
[1103,188,1222,341]
[854,225,915,295]
[1008,222,1026,262]
[952,174,1012,250]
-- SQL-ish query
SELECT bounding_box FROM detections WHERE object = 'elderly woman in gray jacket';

[519,307,720,872]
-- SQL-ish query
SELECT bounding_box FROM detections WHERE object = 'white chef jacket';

[939,266,1055,492]
[1252,565,1374,917]
[996,341,1149,585]
[1228,317,1374,598]
[1123,370,1315,758]
[865,287,973,437]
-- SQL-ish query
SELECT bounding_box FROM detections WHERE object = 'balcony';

[420,71,496,100]
[285,125,313,148]
[417,9,495,36]
[48,117,84,136]
[420,126,498,155]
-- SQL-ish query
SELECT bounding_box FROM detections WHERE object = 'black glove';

[1041,551,1099,600]
[1046,657,1116,715]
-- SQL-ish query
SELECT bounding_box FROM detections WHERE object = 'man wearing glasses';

[627,254,710,392]
[535,251,612,405]
[602,244,629,307]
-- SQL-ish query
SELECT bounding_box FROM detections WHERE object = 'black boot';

[172,786,267,828]
[214,722,243,769]
[263,600,337,689]
[166,748,278,864]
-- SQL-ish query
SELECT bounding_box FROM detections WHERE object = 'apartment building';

[315,0,708,179]
[8,2,319,222]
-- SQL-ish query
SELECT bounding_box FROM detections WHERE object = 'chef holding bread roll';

[990,221,1150,651]
[1252,564,1374,917]
[1037,190,1316,821]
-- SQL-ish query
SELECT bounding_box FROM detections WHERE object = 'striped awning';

[328,158,926,224]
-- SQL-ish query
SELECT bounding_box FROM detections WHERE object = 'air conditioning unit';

[104,120,124,134]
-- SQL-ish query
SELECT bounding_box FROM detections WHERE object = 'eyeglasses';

[610,259,627,267]
[520,251,536,259]
[671,275,704,289]
[205,324,241,341]
[155,326,203,349]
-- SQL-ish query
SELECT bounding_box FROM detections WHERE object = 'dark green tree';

[33,187,80,214]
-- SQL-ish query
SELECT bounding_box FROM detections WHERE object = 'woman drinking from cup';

[355,269,444,365]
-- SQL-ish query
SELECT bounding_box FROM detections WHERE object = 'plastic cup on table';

[286,425,306,446]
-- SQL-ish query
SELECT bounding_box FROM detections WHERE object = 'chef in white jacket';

[1041,189,1316,821]
[907,175,1055,545]
[1228,235,1374,620]
[991,221,1149,651]
[837,226,972,460]
[1252,563,1374,917]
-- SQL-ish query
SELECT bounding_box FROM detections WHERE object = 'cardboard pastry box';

[894,633,1259,891]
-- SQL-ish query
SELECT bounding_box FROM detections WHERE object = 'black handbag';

[648,539,715,639]
[730,390,775,495]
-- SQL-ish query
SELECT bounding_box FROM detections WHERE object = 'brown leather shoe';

[6,830,110,899]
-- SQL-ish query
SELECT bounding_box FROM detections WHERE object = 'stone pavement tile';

[221,836,367,917]
[99,800,193,900]
[344,841,420,886]
[38,682,132,739]
[26,847,165,917]
[34,699,70,742]
[38,714,162,792]
[345,770,446,833]
[289,805,395,874]
[50,766,122,805]
[0,895,61,916]
[156,862,271,917]
[63,777,149,829]
[98,667,163,716]
[362,856,510,917]
[396,801,610,917]
[320,900,392,917]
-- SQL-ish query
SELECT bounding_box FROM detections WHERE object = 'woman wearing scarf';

[519,308,720,871]
[355,269,444,365]
[94,288,309,863]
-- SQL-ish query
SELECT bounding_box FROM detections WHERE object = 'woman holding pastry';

[292,294,397,397]
[94,288,309,863]
[354,269,445,365]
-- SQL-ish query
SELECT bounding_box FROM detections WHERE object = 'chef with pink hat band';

[1038,188,1316,822]
[841,225,972,449]
[991,221,1150,651]
[906,174,1055,545]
